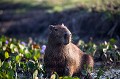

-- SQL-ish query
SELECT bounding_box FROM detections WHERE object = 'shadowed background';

[0,0,120,43]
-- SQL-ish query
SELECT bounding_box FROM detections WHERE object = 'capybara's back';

[44,24,94,79]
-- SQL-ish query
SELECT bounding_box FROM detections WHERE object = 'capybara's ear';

[49,25,55,31]
[61,23,65,27]
[61,23,67,28]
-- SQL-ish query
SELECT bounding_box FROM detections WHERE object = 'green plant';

[78,38,120,63]
[95,68,104,79]
[0,36,43,79]
[0,36,119,78]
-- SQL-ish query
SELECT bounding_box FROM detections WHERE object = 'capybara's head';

[49,24,72,45]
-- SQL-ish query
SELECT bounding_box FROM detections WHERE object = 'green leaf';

[11,56,16,62]
[5,51,9,59]
[19,49,24,54]
[7,69,14,78]
[18,44,25,50]
[97,68,104,77]
[2,62,9,69]
[33,56,37,61]
[16,55,21,62]
[62,76,73,79]
[28,61,35,69]
[53,6,63,12]
[50,74,56,79]
[0,41,2,47]
[10,43,17,53]
[25,53,32,59]
[81,70,87,76]
[33,49,40,61]
[110,38,116,44]
[0,59,1,67]
[10,44,15,49]
[73,77,79,79]
[1,36,6,42]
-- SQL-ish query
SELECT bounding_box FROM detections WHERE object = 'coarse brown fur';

[44,24,94,79]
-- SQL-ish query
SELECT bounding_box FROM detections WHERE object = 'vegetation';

[0,0,120,13]
[0,36,43,79]
[78,38,120,63]
[0,36,119,79]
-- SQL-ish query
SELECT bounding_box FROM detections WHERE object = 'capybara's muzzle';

[64,33,71,45]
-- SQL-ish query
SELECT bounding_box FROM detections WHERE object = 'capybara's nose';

[64,33,67,38]
[64,32,71,37]
[64,33,70,45]
[64,33,69,39]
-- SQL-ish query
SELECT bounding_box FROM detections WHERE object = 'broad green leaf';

[5,51,9,59]
[81,70,87,76]
[14,47,18,52]
[10,43,17,53]
[97,68,104,77]
[33,49,40,61]
[3,46,6,51]
[110,38,116,44]
[50,72,59,79]
[28,61,35,69]
[25,53,32,59]
[2,62,9,69]
[11,56,16,61]
[25,49,30,54]
[0,41,2,47]
[19,44,25,50]
[16,55,21,62]
[50,74,56,79]
[0,59,1,67]
[7,69,14,78]
[33,56,37,61]
[73,77,79,79]
[53,6,63,12]
[62,76,73,79]
[1,36,6,42]
[34,77,39,79]
[19,49,24,54]
[10,44,16,49]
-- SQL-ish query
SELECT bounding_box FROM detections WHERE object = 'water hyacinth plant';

[40,45,46,54]
[0,36,43,79]
[77,39,120,64]
[0,36,120,79]
[5,40,9,44]
[21,41,26,46]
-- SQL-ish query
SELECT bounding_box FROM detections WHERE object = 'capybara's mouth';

[64,39,69,45]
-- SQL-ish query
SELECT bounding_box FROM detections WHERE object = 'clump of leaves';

[0,36,44,79]
[77,40,97,56]
[96,39,120,63]
[95,68,104,79]
[0,36,119,79]
[78,38,120,63]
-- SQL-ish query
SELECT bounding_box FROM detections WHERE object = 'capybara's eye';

[54,28,58,31]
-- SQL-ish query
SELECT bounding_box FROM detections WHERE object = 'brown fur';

[44,24,94,78]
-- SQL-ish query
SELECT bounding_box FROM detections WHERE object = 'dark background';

[0,0,120,43]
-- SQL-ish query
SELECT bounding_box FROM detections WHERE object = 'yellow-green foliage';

[0,36,119,79]
[0,0,120,13]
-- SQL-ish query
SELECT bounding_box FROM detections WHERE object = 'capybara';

[44,24,94,79]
